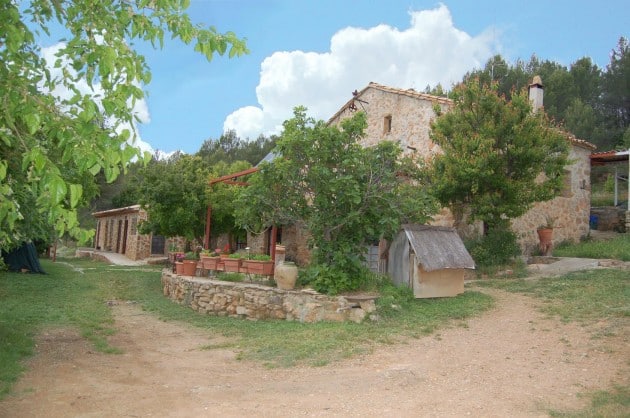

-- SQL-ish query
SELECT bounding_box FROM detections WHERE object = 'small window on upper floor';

[383,115,392,135]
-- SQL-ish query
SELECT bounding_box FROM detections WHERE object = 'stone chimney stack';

[528,75,544,112]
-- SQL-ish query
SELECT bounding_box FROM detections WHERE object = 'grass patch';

[0,258,162,398]
[478,269,629,324]
[548,385,630,417]
[0,258,493,398]
[553,234,630,261]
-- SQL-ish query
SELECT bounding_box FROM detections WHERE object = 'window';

[383,115,392,134]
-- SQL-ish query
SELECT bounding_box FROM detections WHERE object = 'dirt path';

[1,288,627,417]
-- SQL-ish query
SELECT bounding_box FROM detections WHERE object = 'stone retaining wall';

[161,270,377,323]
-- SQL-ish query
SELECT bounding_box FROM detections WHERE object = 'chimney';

[528,75,544,112]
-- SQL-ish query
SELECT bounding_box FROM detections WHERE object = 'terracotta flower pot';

[174,261,184,275]
[182,260,198,276]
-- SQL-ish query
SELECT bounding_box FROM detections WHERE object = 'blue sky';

[41,1,630,155]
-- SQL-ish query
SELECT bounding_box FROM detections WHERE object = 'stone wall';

[511,145,592,253]
[590,207,627,232]
[161,270,376,323]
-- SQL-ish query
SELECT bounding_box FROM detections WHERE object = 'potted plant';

[182,251,199,276]
[536,216,555,256]
[173,252,185,275]
[243,254,274,275]
[223,253,244,272]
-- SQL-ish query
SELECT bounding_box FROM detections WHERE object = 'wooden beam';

[204,206,212,250]
[208,167,259,185]
[270,225,278,262]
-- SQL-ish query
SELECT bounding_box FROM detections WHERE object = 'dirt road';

[1,288,627,417]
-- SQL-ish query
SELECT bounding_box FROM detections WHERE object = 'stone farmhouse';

[93,205,184,261]
[326,80,596,254]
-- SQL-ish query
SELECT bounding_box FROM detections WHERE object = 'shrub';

[184,251,198,260]
[299,261,381,295]
[250,254,272,261]
[216,272,244,282]
[466,226,521,268]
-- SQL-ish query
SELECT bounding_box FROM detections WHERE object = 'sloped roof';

[328,81,596,150]
[327,81,451,124]
[402,224,475,272]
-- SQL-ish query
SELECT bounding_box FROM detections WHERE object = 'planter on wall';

[202,256,221,271]
[223,258,243,273]
[243,260,274,275]
[174,261,185,275]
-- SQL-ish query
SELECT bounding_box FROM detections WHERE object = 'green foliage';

[235,107,437,293]
[450,42,629,151]
[197,131,276,166]
[136,154,210,241]
[0,0,247,251]
[250,254,272,261]
[465,225,521,268]
[206,160,253,237]
[184,251,197,260]
[429,78,569,230]
[215,272,244,282]
[554,234,630,261]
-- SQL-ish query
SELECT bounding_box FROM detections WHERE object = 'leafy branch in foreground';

[0,0,247,249]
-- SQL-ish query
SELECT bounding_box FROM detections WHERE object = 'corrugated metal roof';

[402,224,475,272]
[93,204,142,218]
[590,149,629,165]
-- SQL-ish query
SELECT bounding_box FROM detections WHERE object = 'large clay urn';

[274,261,298,290]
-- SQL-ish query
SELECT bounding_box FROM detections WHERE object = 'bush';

[299,261,379,295]
[466,226,521,268]
[216,272,244,282]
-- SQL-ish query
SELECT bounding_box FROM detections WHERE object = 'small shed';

[387,224,475,298]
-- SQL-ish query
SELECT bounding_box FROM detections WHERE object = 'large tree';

[0,0,247,250]
[428,78,569,232]
[235,107,436,293]
[137,154,210,243]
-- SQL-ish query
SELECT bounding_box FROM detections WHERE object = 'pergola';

[205,166,280,261]
[590,149,630,205]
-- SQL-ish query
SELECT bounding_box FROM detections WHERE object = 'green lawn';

[554,234,630,261]
[0,257,493,398]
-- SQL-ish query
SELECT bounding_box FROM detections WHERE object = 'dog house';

[387,224,475,298]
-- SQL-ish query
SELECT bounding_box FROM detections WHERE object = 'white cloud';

[223,4,497,141]
[40,43,154,155]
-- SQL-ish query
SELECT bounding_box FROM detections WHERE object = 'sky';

[40,1,630,155]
